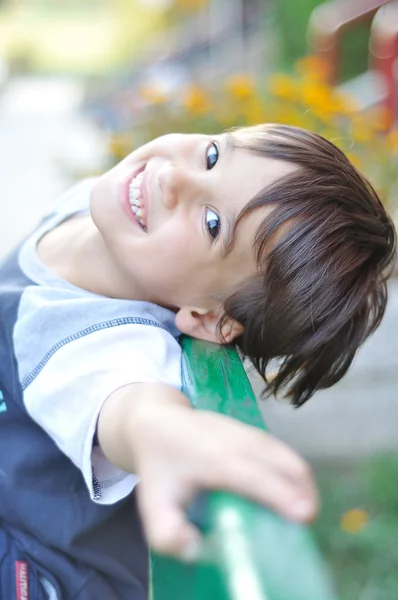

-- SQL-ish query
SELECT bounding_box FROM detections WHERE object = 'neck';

[38,214,143,300]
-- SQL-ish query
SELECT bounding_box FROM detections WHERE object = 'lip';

[121,164,147,229]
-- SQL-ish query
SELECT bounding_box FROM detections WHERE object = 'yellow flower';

[267,73,298,101]
[340,508,369,534]
[181,84,211,116]
[300,81,333,111]
[225,74,256,100]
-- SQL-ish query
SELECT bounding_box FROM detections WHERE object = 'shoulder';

[15,290,181,391]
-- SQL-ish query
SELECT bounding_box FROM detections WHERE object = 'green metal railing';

[151,337,337,600]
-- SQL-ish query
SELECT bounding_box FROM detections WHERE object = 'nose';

[157,161,182,210]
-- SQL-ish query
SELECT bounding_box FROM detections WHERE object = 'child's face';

[91,133,294,313]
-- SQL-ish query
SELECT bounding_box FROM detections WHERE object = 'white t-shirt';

[13,179,182,504]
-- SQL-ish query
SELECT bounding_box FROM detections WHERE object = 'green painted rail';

[151,337,337,600]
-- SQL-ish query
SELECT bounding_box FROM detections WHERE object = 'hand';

[127,387,318,560]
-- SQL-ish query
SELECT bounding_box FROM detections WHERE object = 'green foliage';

[313,454,398,600]
[275,0,324,67]
[275,0,373,81]
[339,21,373,82]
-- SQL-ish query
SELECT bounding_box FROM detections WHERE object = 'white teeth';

[128,170,147,230]
[128,190,140,203]
[131,173,143,189]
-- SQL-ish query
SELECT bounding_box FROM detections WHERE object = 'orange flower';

[340,508,369,534]
[300,81,334,111]
[225,74,256,101]
[181,84,211,115]
[267,73,298,101]
[295,55,333,82]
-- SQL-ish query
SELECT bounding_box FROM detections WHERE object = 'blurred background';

[0,0,398,597]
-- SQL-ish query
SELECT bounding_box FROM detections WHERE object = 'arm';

[97,382,318,559]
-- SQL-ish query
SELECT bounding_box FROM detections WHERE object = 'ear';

[175,306,243,344]
[219,318,244,344]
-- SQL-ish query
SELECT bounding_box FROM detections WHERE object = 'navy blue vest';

[0,247,149,599]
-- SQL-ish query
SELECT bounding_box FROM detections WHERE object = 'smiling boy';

[42,132,294,327]
[0,124,395,599]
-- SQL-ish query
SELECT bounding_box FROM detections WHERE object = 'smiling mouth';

[128,170,147,232]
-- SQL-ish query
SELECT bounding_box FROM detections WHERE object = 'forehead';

[214,134,296,257]
[215,133,296,208]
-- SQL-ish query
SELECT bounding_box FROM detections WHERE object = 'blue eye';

[206,142,219,170]
[205,208,221,240]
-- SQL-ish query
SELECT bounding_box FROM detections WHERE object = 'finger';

[235,426,316,492]
[213,457,319,523]
[261,446,317,503]
[137,482,203,561]
[207,415,313,487]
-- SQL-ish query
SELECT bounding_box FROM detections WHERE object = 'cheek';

[230,249,257,288]
[90,183,117,234]
[155,217,199,252]
[130,227,196,270]
[154,231,198,270]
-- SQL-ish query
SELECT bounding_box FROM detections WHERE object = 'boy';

[0,124,395,599]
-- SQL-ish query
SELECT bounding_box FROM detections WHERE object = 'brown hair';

[221,124,396,406]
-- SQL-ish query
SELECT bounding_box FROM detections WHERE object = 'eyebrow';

[221,214,237,258]
[223,132,234,157]
[220,134,238,258]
